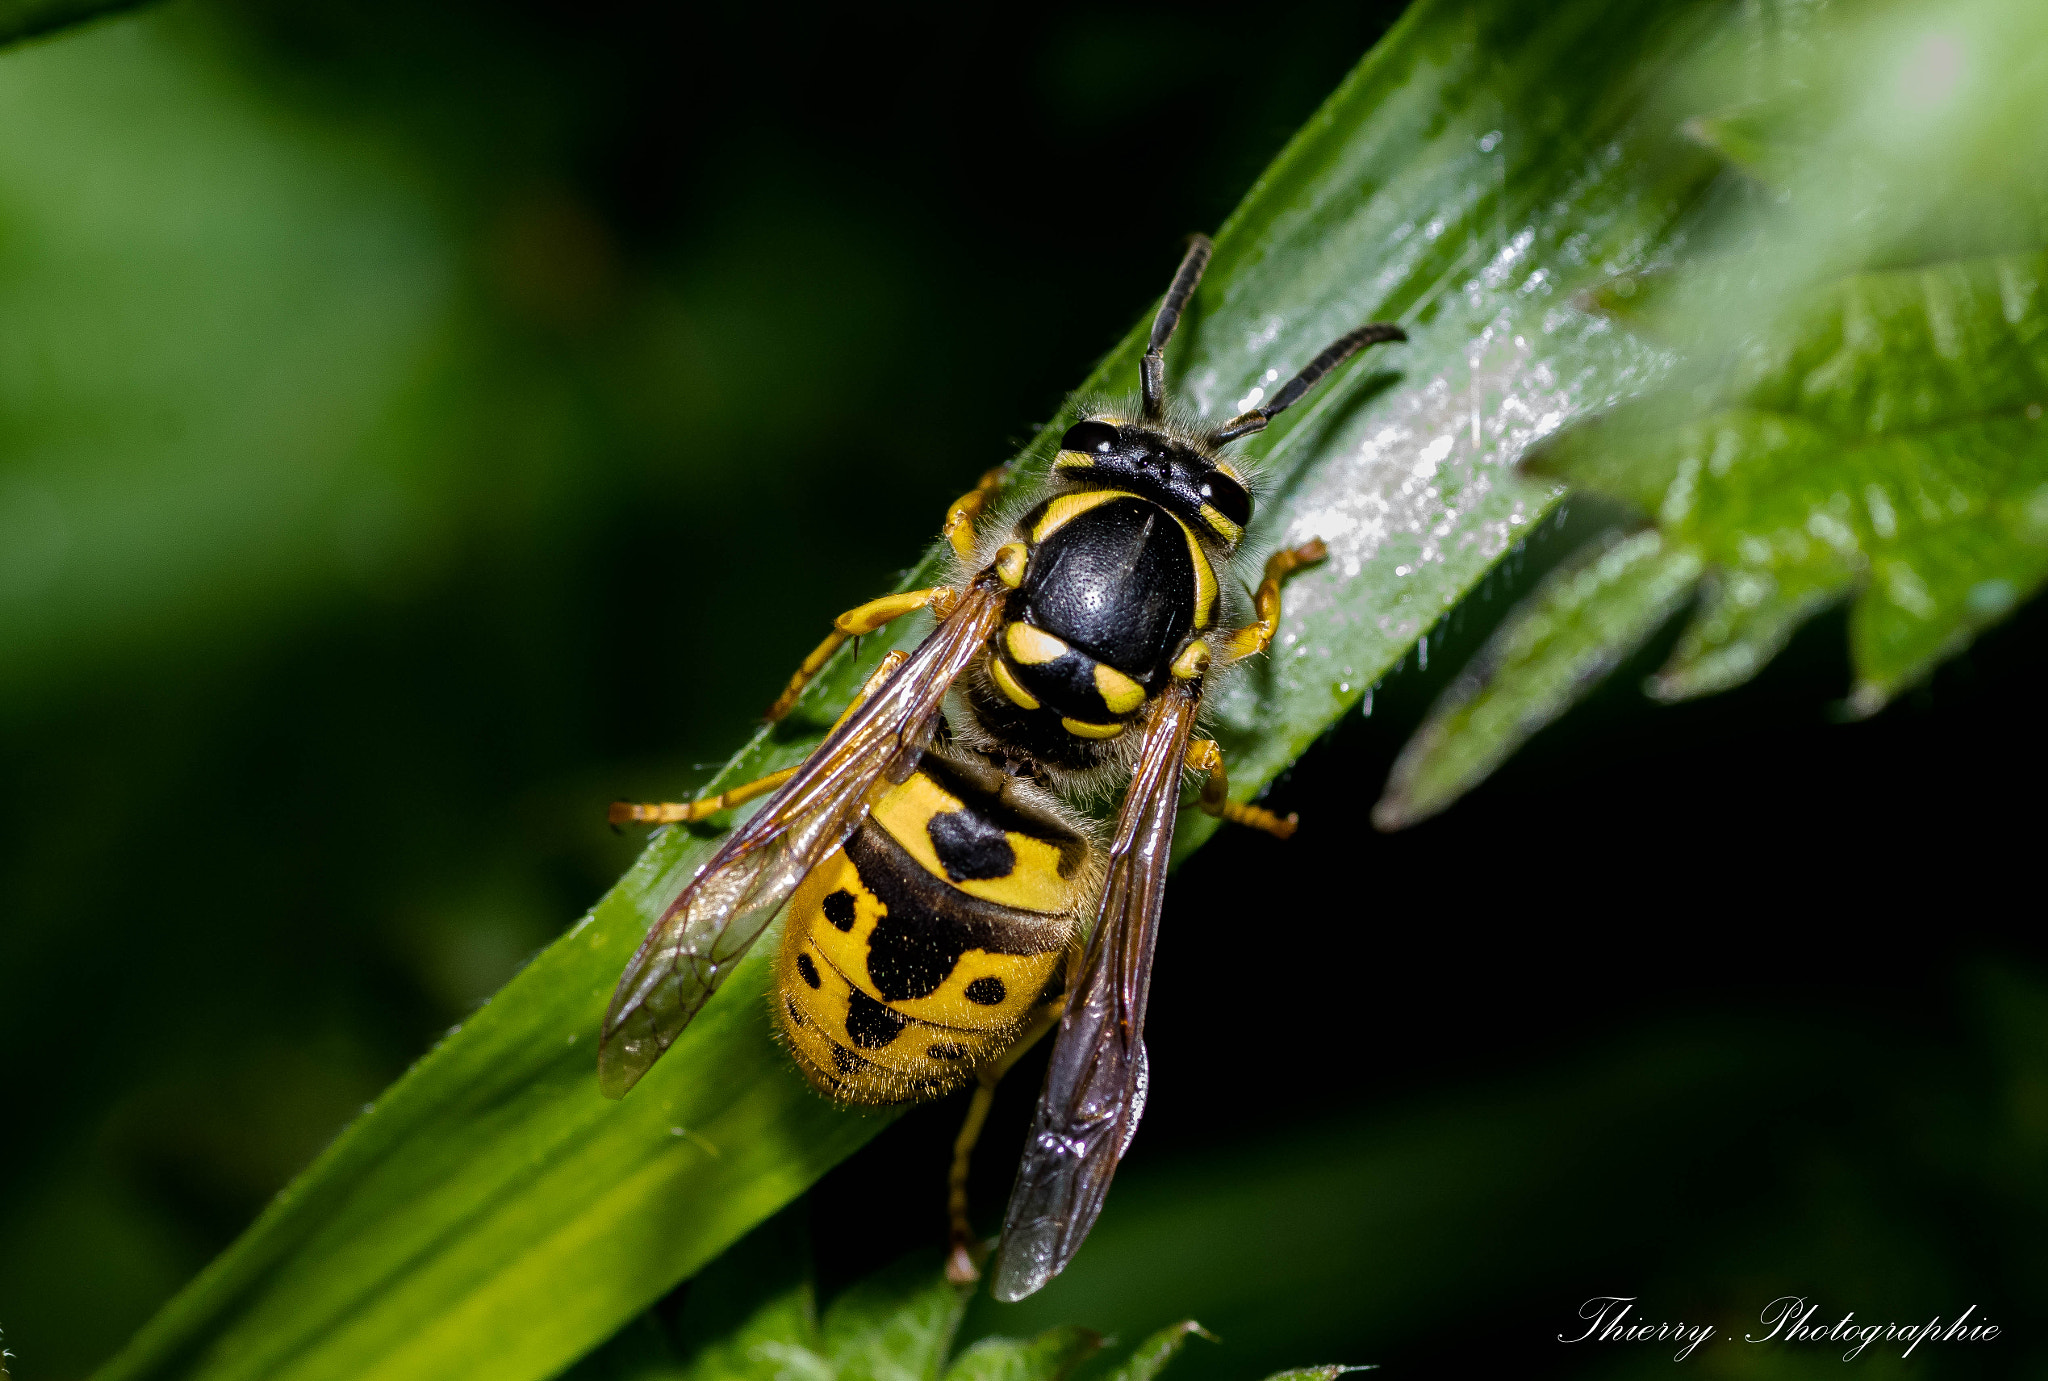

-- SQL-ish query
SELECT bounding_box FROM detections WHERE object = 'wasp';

[601,236,1404,1301]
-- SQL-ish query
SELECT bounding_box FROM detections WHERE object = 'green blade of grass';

[96,1,1737,1376]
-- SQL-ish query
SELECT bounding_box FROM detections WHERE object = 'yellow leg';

[610,769,797,826]
[941,465,1007,559]
[623,651,911,826]
[765,587,961,722]
[1223,539,1328,662]
[944,1081,999,1285]
[944,991,1066,1285]
[765,472,999,723]
[1186,737,1299,840]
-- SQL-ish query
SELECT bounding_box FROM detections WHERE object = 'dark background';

[0,1,2041,1378]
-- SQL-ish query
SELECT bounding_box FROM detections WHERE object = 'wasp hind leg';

[945,993,1066,1285]
[619,651,912,826]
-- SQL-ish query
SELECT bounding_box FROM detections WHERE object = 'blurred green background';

[0,0,1403,1371]
[1,2,2044,1379]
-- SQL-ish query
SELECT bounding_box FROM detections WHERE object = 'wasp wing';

[598,583,1004,1098]
[989,679,1199,1302]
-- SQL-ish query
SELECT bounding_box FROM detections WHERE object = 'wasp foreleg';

[940,465,1008,560]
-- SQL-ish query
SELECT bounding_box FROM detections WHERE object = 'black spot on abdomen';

[965,976,1007,1006]
[845,988,907,1049]
[823,889,857,931]
[927,808,1015,881]
[844,821,1069,1002]
[795,953,822,989]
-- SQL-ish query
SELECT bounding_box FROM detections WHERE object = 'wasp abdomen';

[774,753,1084,1105]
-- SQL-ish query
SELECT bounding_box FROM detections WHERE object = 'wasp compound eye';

[1198,472,1251,528]
[1059,420,1119,455]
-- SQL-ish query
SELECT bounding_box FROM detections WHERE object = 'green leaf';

[1563,252,2048,710]
[817,1257,972,1381]
[567,1207,819,1381]
[1374,528,1702,830]
[1380,0,2048,823]
[567,1217,1247,1381]
[100,1,1745,1376]
[1097,1322,1213,1381]
[941,1327,1101,1381]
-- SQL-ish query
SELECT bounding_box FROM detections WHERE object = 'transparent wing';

[598,583,1004,1098]
[989,679,1199,1302]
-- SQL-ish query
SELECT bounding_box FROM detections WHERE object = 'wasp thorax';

[1053,418,1249,545]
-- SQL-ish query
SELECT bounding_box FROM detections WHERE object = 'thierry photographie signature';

[1560,1295,2002,1362]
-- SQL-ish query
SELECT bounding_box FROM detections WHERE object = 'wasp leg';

[945,989,1068,1285]
[609,768,798,826]
[624,651,912,824]
[941,465,1008,560]
[765,587,962,721]
[1223,539,1328,663]
[1177,544,1323,838]
[1185,737,1297,840]
[768,469,1001,722]
[944,1082,1000,1284]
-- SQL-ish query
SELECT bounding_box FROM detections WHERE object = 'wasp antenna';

[1210,321,1406,445]
[1141,235,1214,420]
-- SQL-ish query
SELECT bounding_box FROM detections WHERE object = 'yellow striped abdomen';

[773,752,1089,1105]
[770,745,1089,1106]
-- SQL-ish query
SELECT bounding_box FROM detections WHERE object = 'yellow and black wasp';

[601,235,1404,1301]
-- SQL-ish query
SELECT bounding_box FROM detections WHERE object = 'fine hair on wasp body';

[601,232,1405,1300]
